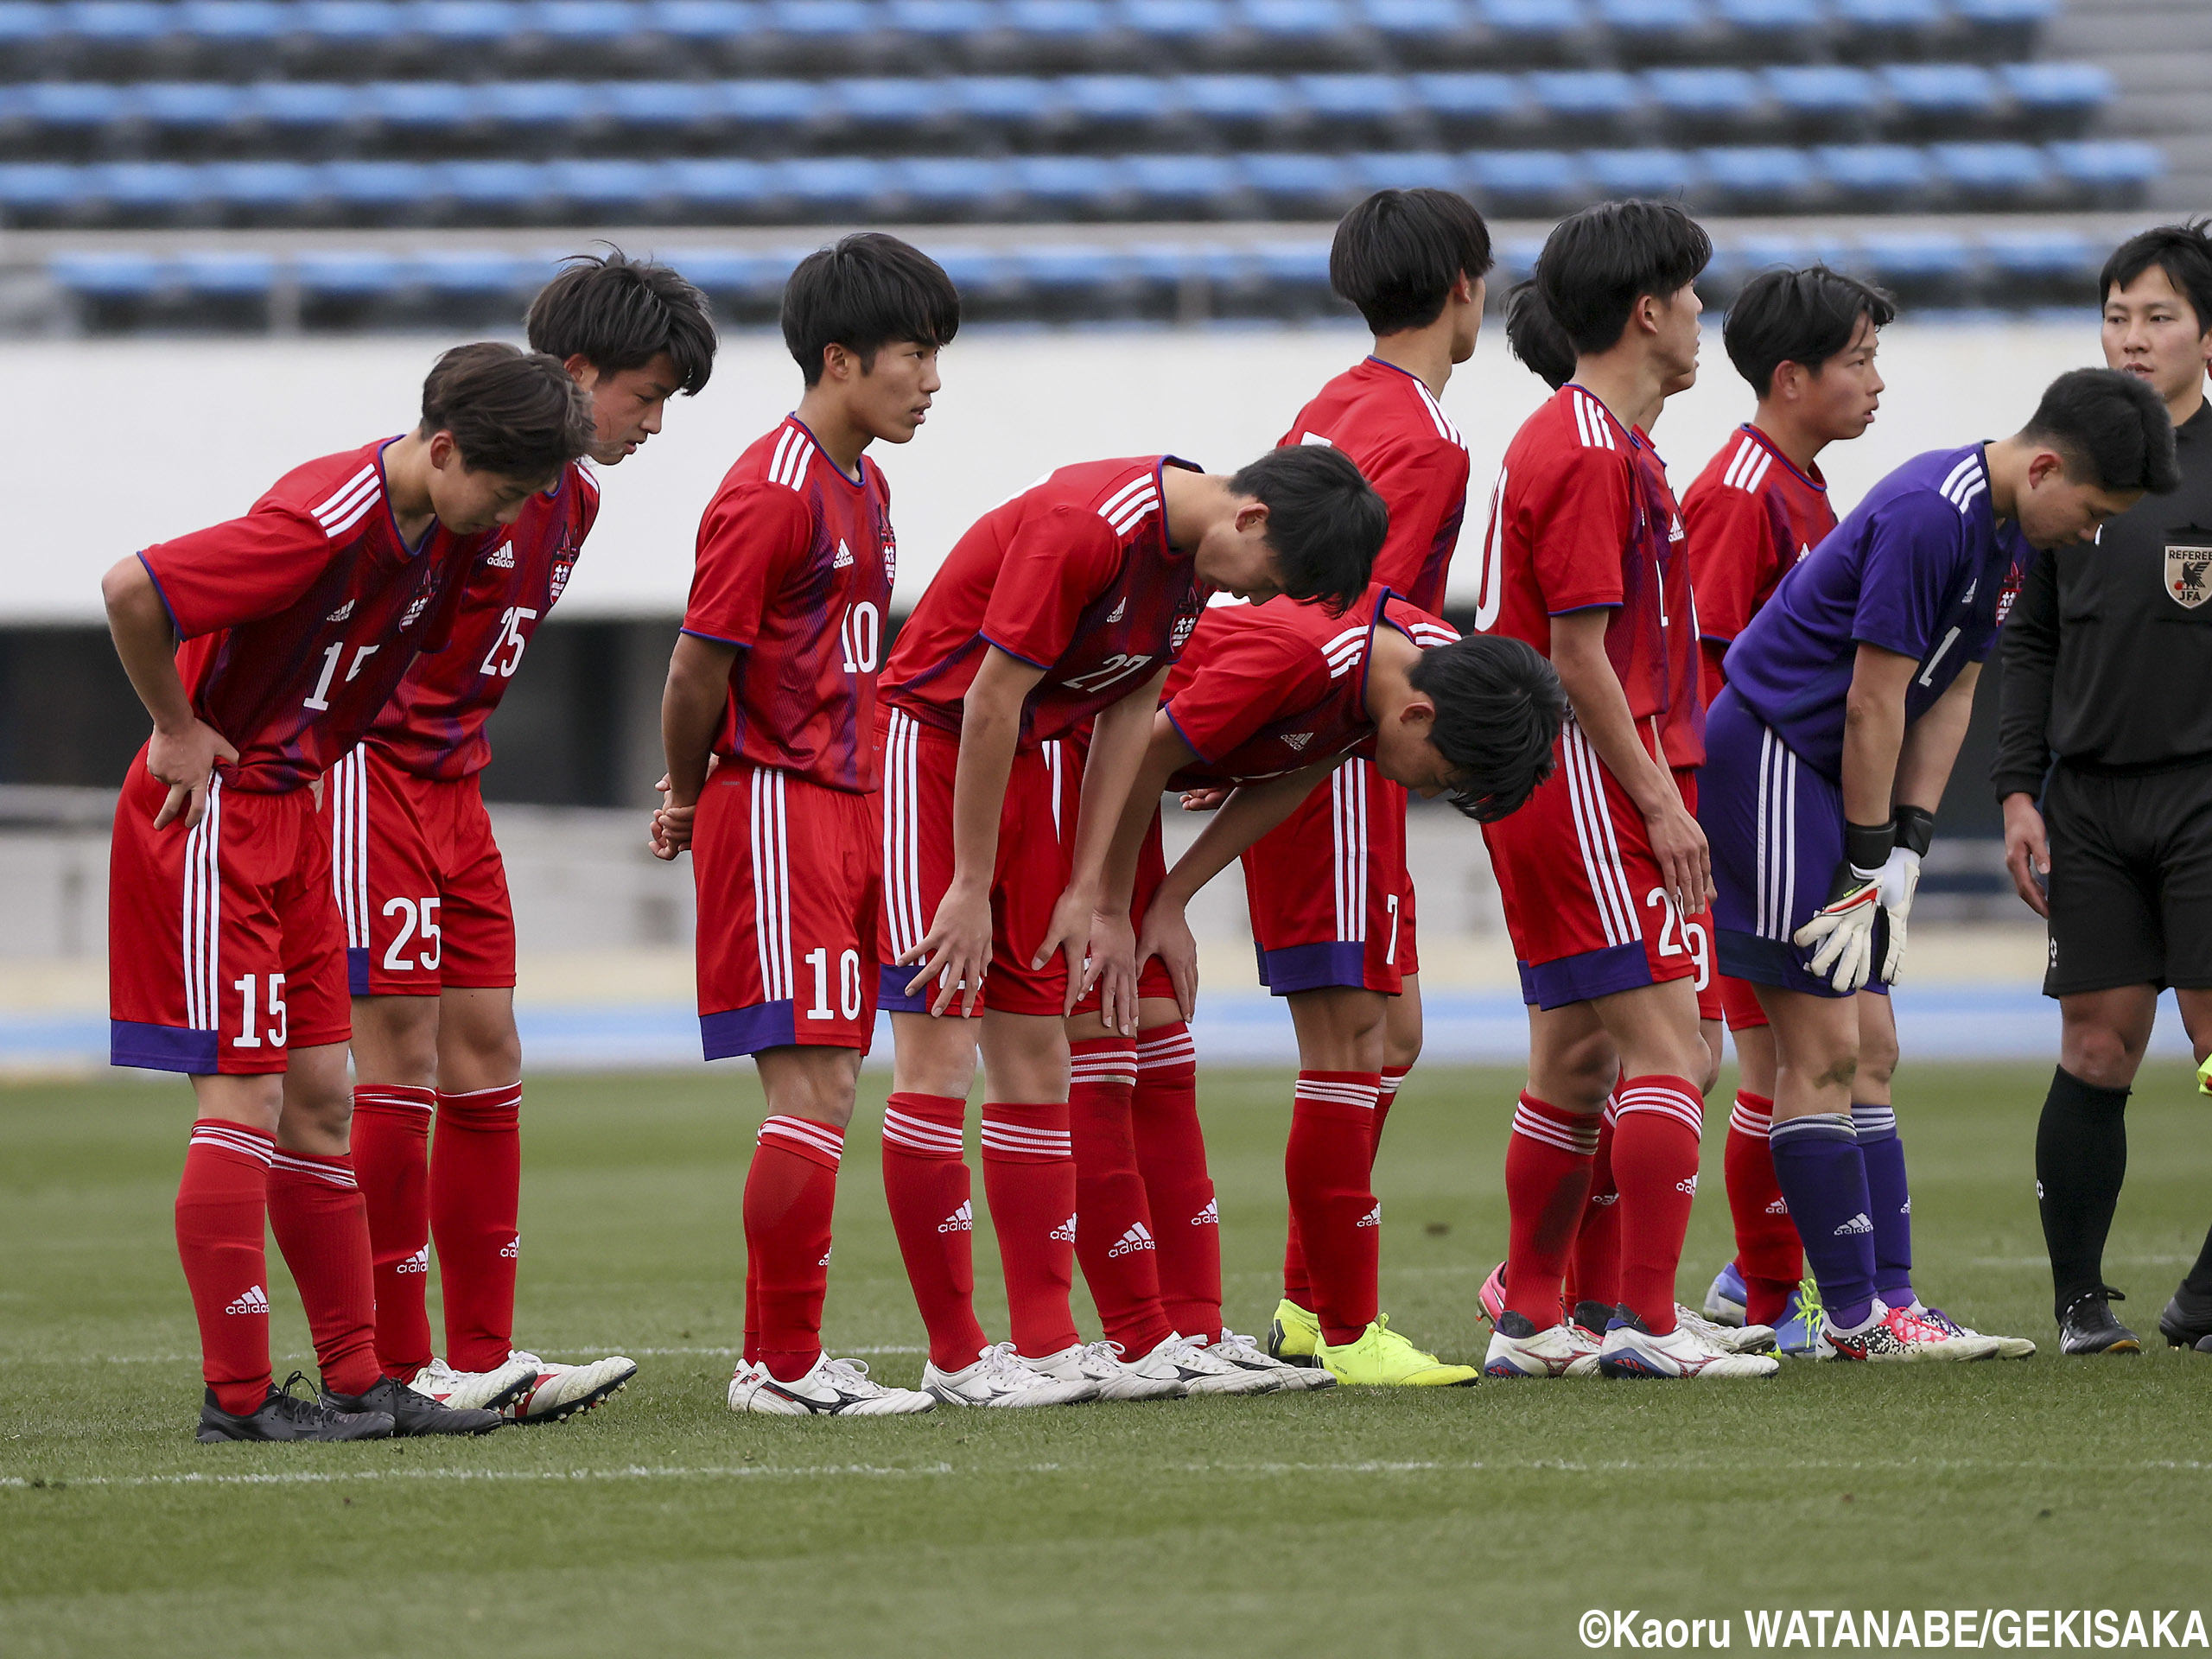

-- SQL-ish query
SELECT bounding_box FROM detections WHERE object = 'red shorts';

[1070,809,1178,1016]
[325,746,515,997]
[1241,755,1415,996]
[1718,972,1769,1030]
[877,706,1075,1019]
[108,757,349,1075]
[1481,721,1714,1013]
[694,760,881,1057]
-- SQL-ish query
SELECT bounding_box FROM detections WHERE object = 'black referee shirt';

[1993,398,2212,798]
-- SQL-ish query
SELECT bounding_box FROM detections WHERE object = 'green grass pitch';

[4,1061,2209,1656]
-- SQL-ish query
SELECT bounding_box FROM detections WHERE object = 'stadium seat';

[1475,0,1587,66]
[1698,143,1817,209]
[1019,242,1129,318]
[242,81,357,132]
[1879,62,2000,133]
[1125,152,1247,216]
[1828,0,1946,63]
[601,79,723,130]
[1998,61,2113,137]
[993,0,1113,73]
[1763,64,1879,137]
[2045,139,2163,203]
[946,74,1056,138]
[1174,73,1293,142]
[206,158,321,215]
[545,156,667,214]
[893,154,1017,216]
[131,80,250,133]
[1980,225,2094,304]
[1241,150,1356,214]
[1929,138,2047,202]
[172,249,278,296]
[775,155,891,219]
[1815,140,1932,205]
[1118,0,1230,54]
[415,1,520,43]
[1361,0,1483,66]
[659,245,800,308]
[662,155,775,215]
[1409,71,1522,140]
[359,79,476,134]
[0,163,83,221]
[1852,229,1972,301]
[1586,146,1697,197]
[408,248,533,292]
[92,160,211,221]
[1491,233,1544,283]
[20,81,129,129]
[1250,239,1338,315]
[1707,0,1825,61]
[723,78,828,148]
[529,0,639,46]
[1234,0,1363,68]
[481,79,604,142]
[1644,67,1763,139]
[1526,70,1643,139]
[1007,152,1128,216]
[50,250,165,296]
[1056,74,1175,143]
[1951,0,2057,60]
[441,157,553,214]
[323,158,439,216]
[1346,148,1460,191]
[296,249,408,294]
[1594,0,1713,63]
[1294,74,1414,143]
[1463,148,1585,214]
[833,75,955,136]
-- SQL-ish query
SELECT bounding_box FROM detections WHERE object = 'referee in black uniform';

[1995,221,2212,1355]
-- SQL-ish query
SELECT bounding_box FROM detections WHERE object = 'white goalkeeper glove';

[1794,820,1897,995]
[1878,806,1933,985]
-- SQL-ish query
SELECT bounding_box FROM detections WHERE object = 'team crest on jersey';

[1168,592,1204,653]
[1996,559,2025,626]
[2166,540,2212,610]
[398,591,431,629]
[549,558,574,601]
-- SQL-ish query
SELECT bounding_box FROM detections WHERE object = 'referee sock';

[880,1092,988,1371]
[430,1083,523,1375]
[350,1084,435,1381]
[2035,1066,2129,1319]
[1131,1024,1222,1344]
[1853,1103,1914,1311]
[1770,1114,1878,1330]
[744,1116,843,1384]
[1067,1039,1172,1357]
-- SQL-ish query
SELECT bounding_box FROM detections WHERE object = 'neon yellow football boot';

[1267,1298,1323,1368]
[1315,1314,1479,1386]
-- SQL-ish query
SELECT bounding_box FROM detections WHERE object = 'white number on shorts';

[804,947,832,1019]
[1643,887,1712,992]
[1384,892,1401,966]
[380,896,442,971]
[839,601,880,675]
[230,972,287,1048]
[1683,916,1711,992]
[304,642,382,712]
[1645,886,1684,958]
[804,947,864,1021]
[479,607,538,678]
[1063,652,1153,695]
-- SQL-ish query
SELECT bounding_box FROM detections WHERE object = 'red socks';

[429,1083,523,1374]
[1503,1092,1599,1326]
[1565,1096,1622,1314]
[981,1100,1079,1358]
[881,1091,988,1370]
[1067,1039,1172,1356]
[745,1115,843,1382]
[1725,1090,1801,1327]
[1374,1065,1408,1155]
[1132,1023,1221,1343]
[350,1083,435,1381]
[266,1146,382,1397]
[1283,1062,1408,1315]
[176,1121,276,1415]
[1611,1075,1705,1336]
[1285,1071,1382,1345]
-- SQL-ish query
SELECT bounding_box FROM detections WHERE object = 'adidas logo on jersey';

[324,600,356,623]
[938,1201,974,1235]
[818,1246,833,1267]
[1675,1175,1699,1195]
[500,1236,520,1260]
[486,541,516,569]
[1191,1198,1219,1227]
[1591,1192,1618,1207]
[1282,732,1313,751]
[397,1245,429,1274]
[1900,1198,1910,1214]
[1357,1202,1382,1229]
[1050,1213,1077,1243]
[1669,512,1686,543]
[1765,1197,1790,1216]
[1834,1212,1874,1236]
[1107,1223,1155,1259]
[832,539,855,569]
[1106,598,1127,622]
[226,1285,270,1316]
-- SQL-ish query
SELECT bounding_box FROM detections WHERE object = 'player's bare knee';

[757,1046,861,1128]
[2060,1022,2139,1090]
[350,994,442,1090]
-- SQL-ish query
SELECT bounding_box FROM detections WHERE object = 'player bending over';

[1671,265,1894,1353]
[1244,188,1493,1376]
[1703,367,2175,1360]
[104,345,594,1441]
[877,446,1382,1406]
[1087,588,1561,1386]
[654,234,957,1418]
[341,251,715,1421]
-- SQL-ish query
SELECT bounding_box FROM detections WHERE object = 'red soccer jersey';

[366,460,601,780]
[880,455,1210,750]
[137,439,477,795]
[1681,422,1838,704]
[1470,385,1702,768]
[1278,357,1472,613]
[682,416,895,794]
[1162,582,1457,787]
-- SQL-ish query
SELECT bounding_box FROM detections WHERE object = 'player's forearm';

[1065,668,1170,899]
[1103,722,1190,911]
[1549,613,1677,817]
[1893,662,1980,817]
[1840,645,1915,828]
[659,636,734,803]
[101,557,194,734]
[1157,763,1332,908]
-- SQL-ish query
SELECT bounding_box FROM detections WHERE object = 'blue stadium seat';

[1645,67,1761,133]
[65,3,175,46]
[1929,139,2046,200]
[1007,153,1128,213]
[529,0,639,41]
[1119,0,1229,41]
[296,0,404,43]
[0,3,60,48]
[1829,0,1941,24]
[1698,143,1814,207]
[1586,145,1697,196]
[771,0,877,37]
[923,245,1012,300]
[1238,0,1357,55]
[643,0,762,37]
[1252,239,1334,293]
[1952,0,2056,55]
[1526,70,1642,134]
[1409,72,1522,132]
[1853,230,1972,293]
[1492,233,1544,282]
[21,82,129,127]
[722,78,825,130]
[482,79,604,130]
[1815,142,1931,199]
[545,156,667,208]
[173,249,278,294]
[946,74,1054,130]
[1463,148,1585,212]
[893,155,1016,213]
[1708,0,1821,48]
[413,1,521,41]
[205,158,320,209]
[602,79,724,125]
[775,155,890,217]
[407,250,533,293]
[658,245,799,302]
[51,251,166,296]
[1361,0,1478,59]
[323,159,439,209]
[360,80,475,130]
[1174,73,1284,129]
[441,158,552,208]
[662,156,774,211]
[1294,73,1411,130]
[1477,0,1586,59]
[1347,148,1460,190]
[243,81,357,128]
[92,160,211,216]
[2045,139,2161,195]
[1018,242,1121,289]
[833,76,952,128]
[1713,230,1814,278]
[1980,226,2091,278]
[1594,0,1709,55]
[1880,62,2000,125]
[1125,153,1244,214]
[1058,74,1174,133]
[1828,0,1943,60]
[887,0,999,38]
[0,163,83,213]
[1240,150,1354,213]
[131,81,250,128]
[1763,64,1878,126]
[1005,0,1110,34]
[296,250,409,294]
[1998,61,2112,134]
[179,1,292,43]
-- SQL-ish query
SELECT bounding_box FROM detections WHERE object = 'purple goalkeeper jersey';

[1719,442,2032,782]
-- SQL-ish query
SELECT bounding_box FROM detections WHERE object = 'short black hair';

[1227,445,1387,613]
[1330,188,1494,336]
[525,246,717,395]
[2019,366,2180,496]
[1536,199,1713,357]
[1724,265,1897,399]
[2099,219,2212,337]
[781,232,962,387]
[1503,277,1575,391]
[420,341,595,480]
[1408,634,1564,823]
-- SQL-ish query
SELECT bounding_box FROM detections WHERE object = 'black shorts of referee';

[2042,758,2212,997]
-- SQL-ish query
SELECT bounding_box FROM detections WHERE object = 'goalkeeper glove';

[1793,820,1895,994]
[1878,807,1933,984]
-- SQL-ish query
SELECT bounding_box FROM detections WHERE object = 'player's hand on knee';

[1135,902,1198,1023]
[1060,906,1137,1033]
[148,718,238,830]
[902,883,992,1015]
[1647,796,1713,919]
[2000,792,2050,919]
[1795,861,1881,994]
[1177,786,1230,812]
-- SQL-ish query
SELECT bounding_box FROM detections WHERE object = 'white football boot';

[1597,1313,1781,1378]
[1675,1303,1779,1356]
[1152,1332,1277,1395]
[1210,1326,1332,1391]
[1024,1338,1185,1402]
[1913,1303,2037,1359]
[1815,1303,2003,1362]
[728,1352,935,1415]
[406,1354,539,1414]
[924,1342,1096,1408]
[501,1350,639,1423]
[1483,1311,1603,1378]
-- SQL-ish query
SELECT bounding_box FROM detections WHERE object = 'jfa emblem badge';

[2166,541,2212,609]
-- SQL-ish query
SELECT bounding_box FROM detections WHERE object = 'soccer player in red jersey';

[101,345,595,1441]
[1678,266,1894,1343]
[876,445,1383,1405]
[652,234,958,1417]
[1083,587,1561,1387]
[335,252,717,1421]
[1240,189,1496,1376]
[1467,201,1776,1381]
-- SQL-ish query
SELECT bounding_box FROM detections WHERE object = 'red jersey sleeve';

[1363,433,1472,595]
[1683,482,1780,648]
[1525,442,1633,614]
[977,503,1122,670]
[683,482,812,650]
[1163,624,1325,766]
[137,500,337,639]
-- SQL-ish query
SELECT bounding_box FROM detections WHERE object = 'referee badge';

[2165,538,2212,609]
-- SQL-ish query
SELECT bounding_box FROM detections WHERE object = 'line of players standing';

[100,190,2182,1439]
